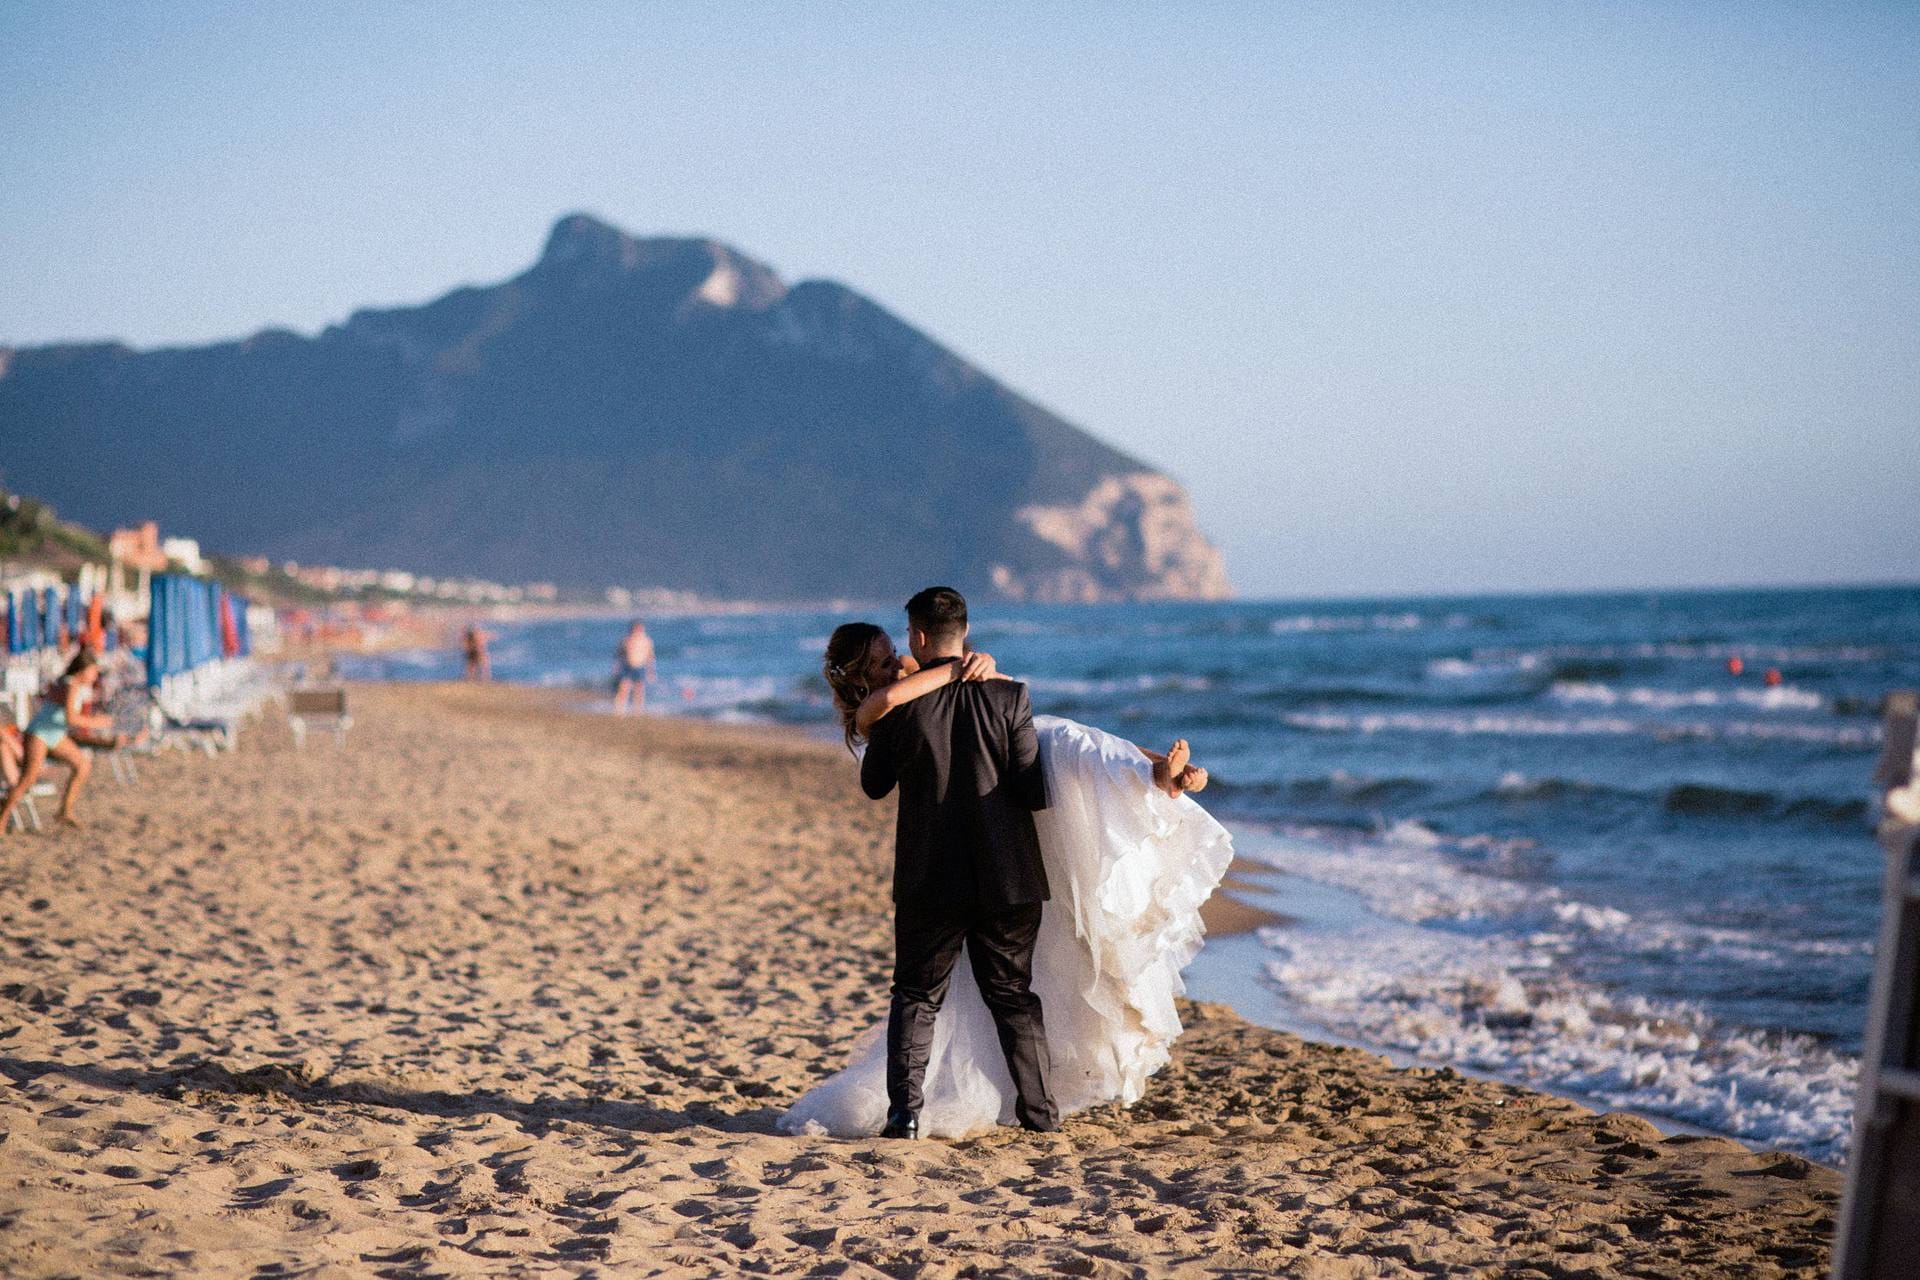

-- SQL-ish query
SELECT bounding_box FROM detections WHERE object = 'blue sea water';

[338,585,1920,1162]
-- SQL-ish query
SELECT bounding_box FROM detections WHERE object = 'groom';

[860,586,1059,1138]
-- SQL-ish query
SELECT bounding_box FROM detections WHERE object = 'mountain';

[0,214,1229,603]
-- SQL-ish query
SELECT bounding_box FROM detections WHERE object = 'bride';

[779,621,1235,1139]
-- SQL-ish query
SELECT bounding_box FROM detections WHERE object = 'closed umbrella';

[219,589,240,657]
[146,575,170,687]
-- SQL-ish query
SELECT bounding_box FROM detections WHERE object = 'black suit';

[861,661,1058,1129]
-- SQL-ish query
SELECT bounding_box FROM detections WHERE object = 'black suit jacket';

[861,665,1050,911]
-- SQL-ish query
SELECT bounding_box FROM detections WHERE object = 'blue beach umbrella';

[40,587,58,648]
[195,580,216,669]
[147,575,171,687]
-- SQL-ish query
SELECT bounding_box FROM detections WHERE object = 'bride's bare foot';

[1151,740,1192,798]
[1174,764,1209,794]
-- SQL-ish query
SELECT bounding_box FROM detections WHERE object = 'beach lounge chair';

[120,686,231,756]
[6,780,56,832]
[2,727,58,833]
[287,687,351,748]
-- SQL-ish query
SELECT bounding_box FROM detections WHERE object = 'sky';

[2,1,1915,599]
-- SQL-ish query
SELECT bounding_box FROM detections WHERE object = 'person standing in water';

[614,620,657,714]
[461,625,492,681]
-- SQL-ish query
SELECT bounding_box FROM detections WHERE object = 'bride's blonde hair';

[822,621,888,751]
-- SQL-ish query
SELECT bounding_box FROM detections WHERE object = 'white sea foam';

[1270,612,1424,634]
[1548,681,1825,712]
[1259,919,1856,1163]
[1282,707,1874,746]
[1428,653,1543,679]
[1240,825,1859,1163]
[1469,641,1891,666]
[1025,673,1212,696]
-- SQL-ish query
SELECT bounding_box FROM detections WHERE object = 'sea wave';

[1259,920,1856,1163]
[1483,773,1868,827]
[1241,824,1861,1161]
[1428,654,1546,679]
[1024,673,1214,696]
[1469,641,1898,666]
[1212,771,1437,806]
[1549,681,1826,712]
[1269,611,1425,634]
[1281,708,1877,746]
[1491,771,1613,801]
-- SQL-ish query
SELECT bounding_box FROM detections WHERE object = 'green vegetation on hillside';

[0,488,110,565]
[203,555,335,606]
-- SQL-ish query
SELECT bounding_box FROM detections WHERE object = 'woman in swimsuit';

[0,651,117,833]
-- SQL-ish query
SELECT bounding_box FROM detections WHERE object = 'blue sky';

[2,1,1914,598]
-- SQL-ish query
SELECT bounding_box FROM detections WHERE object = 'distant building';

[107,521,171,613]
[108,522,168,573]
[161,537,204,574]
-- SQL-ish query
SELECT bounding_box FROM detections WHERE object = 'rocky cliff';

[0,214,1230,603]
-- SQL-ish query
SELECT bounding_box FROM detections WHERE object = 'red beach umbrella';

[219,591,241,657]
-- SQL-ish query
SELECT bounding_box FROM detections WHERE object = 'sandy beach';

[0,682,1840,1278]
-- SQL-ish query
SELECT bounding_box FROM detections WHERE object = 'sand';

[0,682,1840,1278]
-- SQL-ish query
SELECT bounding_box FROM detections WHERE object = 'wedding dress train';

[779,715,1235,1138]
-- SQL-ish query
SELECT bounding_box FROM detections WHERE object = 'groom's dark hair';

[905,586,968,641]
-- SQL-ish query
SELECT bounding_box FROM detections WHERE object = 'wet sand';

[1199,859,1299,936]
[0,682,1839,1277]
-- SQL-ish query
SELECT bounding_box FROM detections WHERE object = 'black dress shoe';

[880,1110,919,1139]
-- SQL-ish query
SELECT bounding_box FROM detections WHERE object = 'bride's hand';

[959,650,998,681]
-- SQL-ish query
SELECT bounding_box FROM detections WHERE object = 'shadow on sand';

[0,1054,787,1138]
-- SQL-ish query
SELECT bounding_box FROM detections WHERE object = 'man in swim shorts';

[614,620,657,715]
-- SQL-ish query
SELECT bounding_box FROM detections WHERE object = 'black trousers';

[886,899,1058,1131]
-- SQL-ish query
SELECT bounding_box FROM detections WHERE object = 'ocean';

[337,585,1919,1164]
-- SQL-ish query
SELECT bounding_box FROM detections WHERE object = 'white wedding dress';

[779,715,1235,1139]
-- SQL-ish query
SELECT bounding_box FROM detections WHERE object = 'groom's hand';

[959,650,998,682]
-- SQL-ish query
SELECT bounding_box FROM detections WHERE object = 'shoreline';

[497,675,1851,1164]
[320,671,1856,1164]
[1183,862,1760,1151]
[0,682,1841,1277]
